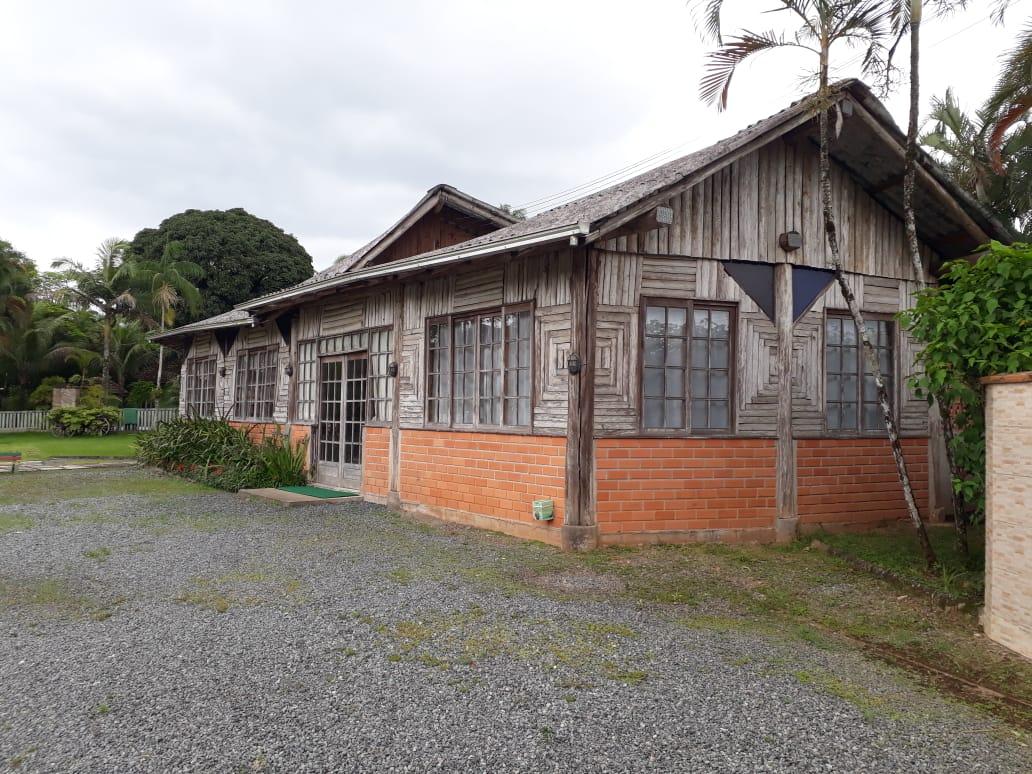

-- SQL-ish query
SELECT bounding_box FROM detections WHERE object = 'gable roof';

[300,184,517,283]
[241,80,1012,314]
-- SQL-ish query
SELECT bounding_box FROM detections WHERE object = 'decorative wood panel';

[504,255,539,304]
[639,256,695,299]
[398,331,423,427]
[242,326,270,348]
[298,306,321,340]
[453,265,504,312]
[321,297,365,335]
[596,252,641,306]
[534,305,571,433]
[364,290,395,328]
[593,308,637,434]
[791,308,825,434]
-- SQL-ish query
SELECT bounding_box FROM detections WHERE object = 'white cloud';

[0,0,1017,271]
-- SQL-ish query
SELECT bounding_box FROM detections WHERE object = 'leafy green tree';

[136,240,203,387]
[902,242,1032,541]
[108,320,157,394]
[52,238,139,394]
[985,2,1031,172]
[0,299,67,393]
[129,208,313,323]
[696,0,938,566]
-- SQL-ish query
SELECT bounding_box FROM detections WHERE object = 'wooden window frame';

[638,297,737,436]
[423,303,535,433]
[294,339,318,424]
[184,356,217,418]
[822,310,898,436]
[234,346,278,421]
[365,326,394,428]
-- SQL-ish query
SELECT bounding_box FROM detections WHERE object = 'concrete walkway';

[0,459,135,474]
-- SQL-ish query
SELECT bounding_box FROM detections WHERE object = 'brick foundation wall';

[596,439,777,540]
[398,430,566,529]
[228,421,312,470]
[797,437,929,528]
[362,426,390,498]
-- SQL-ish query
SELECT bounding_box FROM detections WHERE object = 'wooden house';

[156,81,1012,550]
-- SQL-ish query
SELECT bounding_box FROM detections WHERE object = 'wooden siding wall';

[395,250,572,434]
[370,209,488,268]
[599,136,939,281]
[593,135,933,437]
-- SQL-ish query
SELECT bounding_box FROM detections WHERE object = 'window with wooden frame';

[295,340,317,422]
[641,300,733,432]
[425,305,533,429]
[184,356,216,417]
[825,313,894,432]
[367,327,393,424]
[234,346,277,420]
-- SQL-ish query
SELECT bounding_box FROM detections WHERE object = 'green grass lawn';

[0,432,139,461]
[814,524,985,600]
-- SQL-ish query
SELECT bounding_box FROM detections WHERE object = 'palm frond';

[700,29,793,110]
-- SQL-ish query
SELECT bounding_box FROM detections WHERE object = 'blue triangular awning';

[719,260,836,324]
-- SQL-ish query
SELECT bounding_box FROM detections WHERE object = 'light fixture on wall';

[387,361,399,378]
[218,366,227,378]
[779,230,802,252]
[284,363,294,377]
[566,352,582,376]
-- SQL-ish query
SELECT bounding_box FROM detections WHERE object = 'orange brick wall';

[362,426,390,498]
[228,422,312,470]
[596,439,777,536]
[398,430,566,527]
[797,437,929,527]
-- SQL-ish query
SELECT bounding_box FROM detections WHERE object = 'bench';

[0,451,22,472]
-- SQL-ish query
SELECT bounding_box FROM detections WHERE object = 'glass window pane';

[645,307,665,336]
[664,400,684,429]
[691,400,708,429]
[863,403,882,430]
[666,367,684,397]
[665,341,684,367]
[710,340,729,369]
[827,348,841,374]
[691,369,708,398]
[827,404,840,430]
[645,336,665,367]
[710,401,729,429]
[828,373,841,401]
[863,374,878,402]
[691,343,708,368]
[693,310,709,337]
[644,398,664,428]
[826,317,841,344]
[710,372,728,399]
[842,321,857,345]
[667,307,687,336]
[710,310,730,338]
[841,402,858,429]
[644,367,664,397]
[842,346,857,371]
[842,374,858,400]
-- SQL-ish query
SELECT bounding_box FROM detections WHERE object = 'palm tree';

[696,0,938,566]
[52,238,139,394]
[136,240,203,388]
[985,2,1031,172]
[108,320,157,395]
[922,90,1030,236]
[0,300,66,392]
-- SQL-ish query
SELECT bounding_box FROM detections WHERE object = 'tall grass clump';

[135,417,307,491]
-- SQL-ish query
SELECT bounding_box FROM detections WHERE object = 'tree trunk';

[816,49,938,569]
[156,313,166,389]
[101,310,112,395]
[900,2,968,559]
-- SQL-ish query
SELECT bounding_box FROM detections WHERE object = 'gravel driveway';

[0,468,1027,773]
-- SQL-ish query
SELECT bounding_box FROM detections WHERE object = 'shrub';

[125,381,158,408]
[78,384,120,409]
[901,241,1032,521]
[48,406,121,437]
[29,376,68,408]
[135,417,307,491]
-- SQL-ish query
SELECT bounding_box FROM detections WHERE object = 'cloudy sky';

[1,0,1021,272]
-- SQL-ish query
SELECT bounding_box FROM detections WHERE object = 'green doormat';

[278,485,358,499]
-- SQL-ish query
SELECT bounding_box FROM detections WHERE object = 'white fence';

[0,408,179,433]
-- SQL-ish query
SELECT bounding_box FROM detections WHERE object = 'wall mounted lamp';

[778,230,802,252]
[218,366,227,378]
[566,352,582,376]
[388,361,399,378]
[284,364,294,377]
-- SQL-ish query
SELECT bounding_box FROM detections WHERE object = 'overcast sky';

[1,0,1022,272]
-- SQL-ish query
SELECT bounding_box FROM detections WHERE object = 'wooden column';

[562,245,598,551]
[774,261,798,542]
[387,284,404,507]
